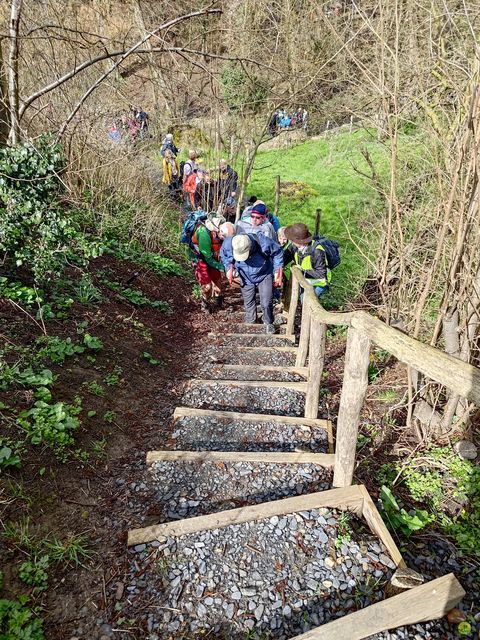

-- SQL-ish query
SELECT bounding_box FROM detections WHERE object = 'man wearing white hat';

[220,231,283,333]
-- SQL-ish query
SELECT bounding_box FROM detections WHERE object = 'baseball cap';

[232,235,252,261]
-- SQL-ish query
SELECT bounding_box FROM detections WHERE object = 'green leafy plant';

[0,598,44,640]
[100,277,171,311]
[103,366,122,386]
[0,439,23,470]
[83,333,103,350]
[335,511,353,548]
[84,381,105,397]
[142,352,162,365]
[18,556,50,594]
[379,485,431,537]
[17,400,81,458]
[72,274,102,304]
[0,136,102,284]
[0,278,41,305]
[44,533,92,566]
[36,336,85,363]
[103,410,116,423]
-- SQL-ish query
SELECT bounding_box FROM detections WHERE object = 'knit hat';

[284,223,312,245]
[251,203,268,217]
[232,235,252,261]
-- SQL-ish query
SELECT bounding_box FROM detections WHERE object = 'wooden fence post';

[333,326,371,487]
[274,174,281,217]
[296,299,311,367]
[305,317,326,419]
[285,276,300,336]
[314,208,322,237]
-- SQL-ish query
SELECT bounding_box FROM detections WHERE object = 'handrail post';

[285,275,300,336]
[295,297,311,367]
[333,326,371,487]
[305,314,326,419]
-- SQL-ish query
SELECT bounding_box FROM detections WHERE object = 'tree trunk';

[0,39,11,145]
[7,0,23,145]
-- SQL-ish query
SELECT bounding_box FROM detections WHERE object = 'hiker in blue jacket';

[221,232,283,334]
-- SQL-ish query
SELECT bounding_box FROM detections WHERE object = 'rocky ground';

[122,508,396,639]
[170,414,330,452]
[183,381,307,416]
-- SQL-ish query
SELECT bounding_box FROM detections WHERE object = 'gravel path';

[227,323,287,334]
[147,460,332,520]
[202,345,297,367]
[183,381,306,416]
[211,334,295,347]
[197,364,306,382]
[171,414,330,452]
[125,508,396,638]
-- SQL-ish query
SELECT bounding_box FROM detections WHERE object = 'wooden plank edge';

[211,364,309,377]
[146,450,335,466]
[289,574,465,640]
[326,420,334,454]
[218,345,298,353]
[209,332,296,343]
[358,485,404,568]
[127,485,364,546]
[172,407,330,429]
[186,379,308,391]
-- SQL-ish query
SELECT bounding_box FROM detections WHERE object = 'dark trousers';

[241,275,274,325]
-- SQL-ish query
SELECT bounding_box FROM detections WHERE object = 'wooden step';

[209,331,295,342]
[197,363,308,381]
[128,485,401,566]
[146,450,335,466]
[186,378,308,392]
[290,574,465,640]
[172,407,333,453]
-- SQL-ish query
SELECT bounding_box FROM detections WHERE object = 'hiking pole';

[314,208,322,237]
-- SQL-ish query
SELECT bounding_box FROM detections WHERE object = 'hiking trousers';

[241,275,274,325]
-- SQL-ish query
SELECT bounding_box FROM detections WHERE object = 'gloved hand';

[228,264,234,285]
[274,267,283,287]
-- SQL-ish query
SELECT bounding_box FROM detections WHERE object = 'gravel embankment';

[171,414,330,452]
[211,334,295,348]
[147,460,332,520]
[125,508,396,638]
[183,381,305,416]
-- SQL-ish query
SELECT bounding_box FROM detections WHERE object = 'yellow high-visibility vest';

[294,242,331,287]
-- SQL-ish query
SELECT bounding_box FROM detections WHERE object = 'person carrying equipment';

[188,213,226,312]
[221,231,283,334]
[284,223,332,298]
[160,133,179,157]
[182,150,199,210]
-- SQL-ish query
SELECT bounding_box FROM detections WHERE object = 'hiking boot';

[200,298,211,314]
[265,323,276,335]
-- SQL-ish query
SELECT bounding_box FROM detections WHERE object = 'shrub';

[0,137,102,284]
[0,598,44,640]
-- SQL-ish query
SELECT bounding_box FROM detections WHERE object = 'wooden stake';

[286,276,300,335]
[274,174,281,217]
[333,326,371,487]
[295,298,311,367]
[314,208,322,237]
[305,318,326,419]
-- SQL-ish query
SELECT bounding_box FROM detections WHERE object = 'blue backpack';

[180,210,207,249]
[315,236,341,269]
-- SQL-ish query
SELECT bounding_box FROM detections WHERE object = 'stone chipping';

[171,414,330,453]
[183,381,305,416]
[125,508,396,639]
[147,459,332,520]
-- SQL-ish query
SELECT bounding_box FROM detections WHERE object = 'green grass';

[248,129,390,306]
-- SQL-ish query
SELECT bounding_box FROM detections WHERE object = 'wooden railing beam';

[285,275,300,336]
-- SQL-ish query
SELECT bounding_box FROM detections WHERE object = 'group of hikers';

[161,140,238,214]
[268,108,309,136]
[180,195,339,332]
[108,107,149,144]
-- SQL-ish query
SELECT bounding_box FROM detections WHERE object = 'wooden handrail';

[291,266,480,403]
